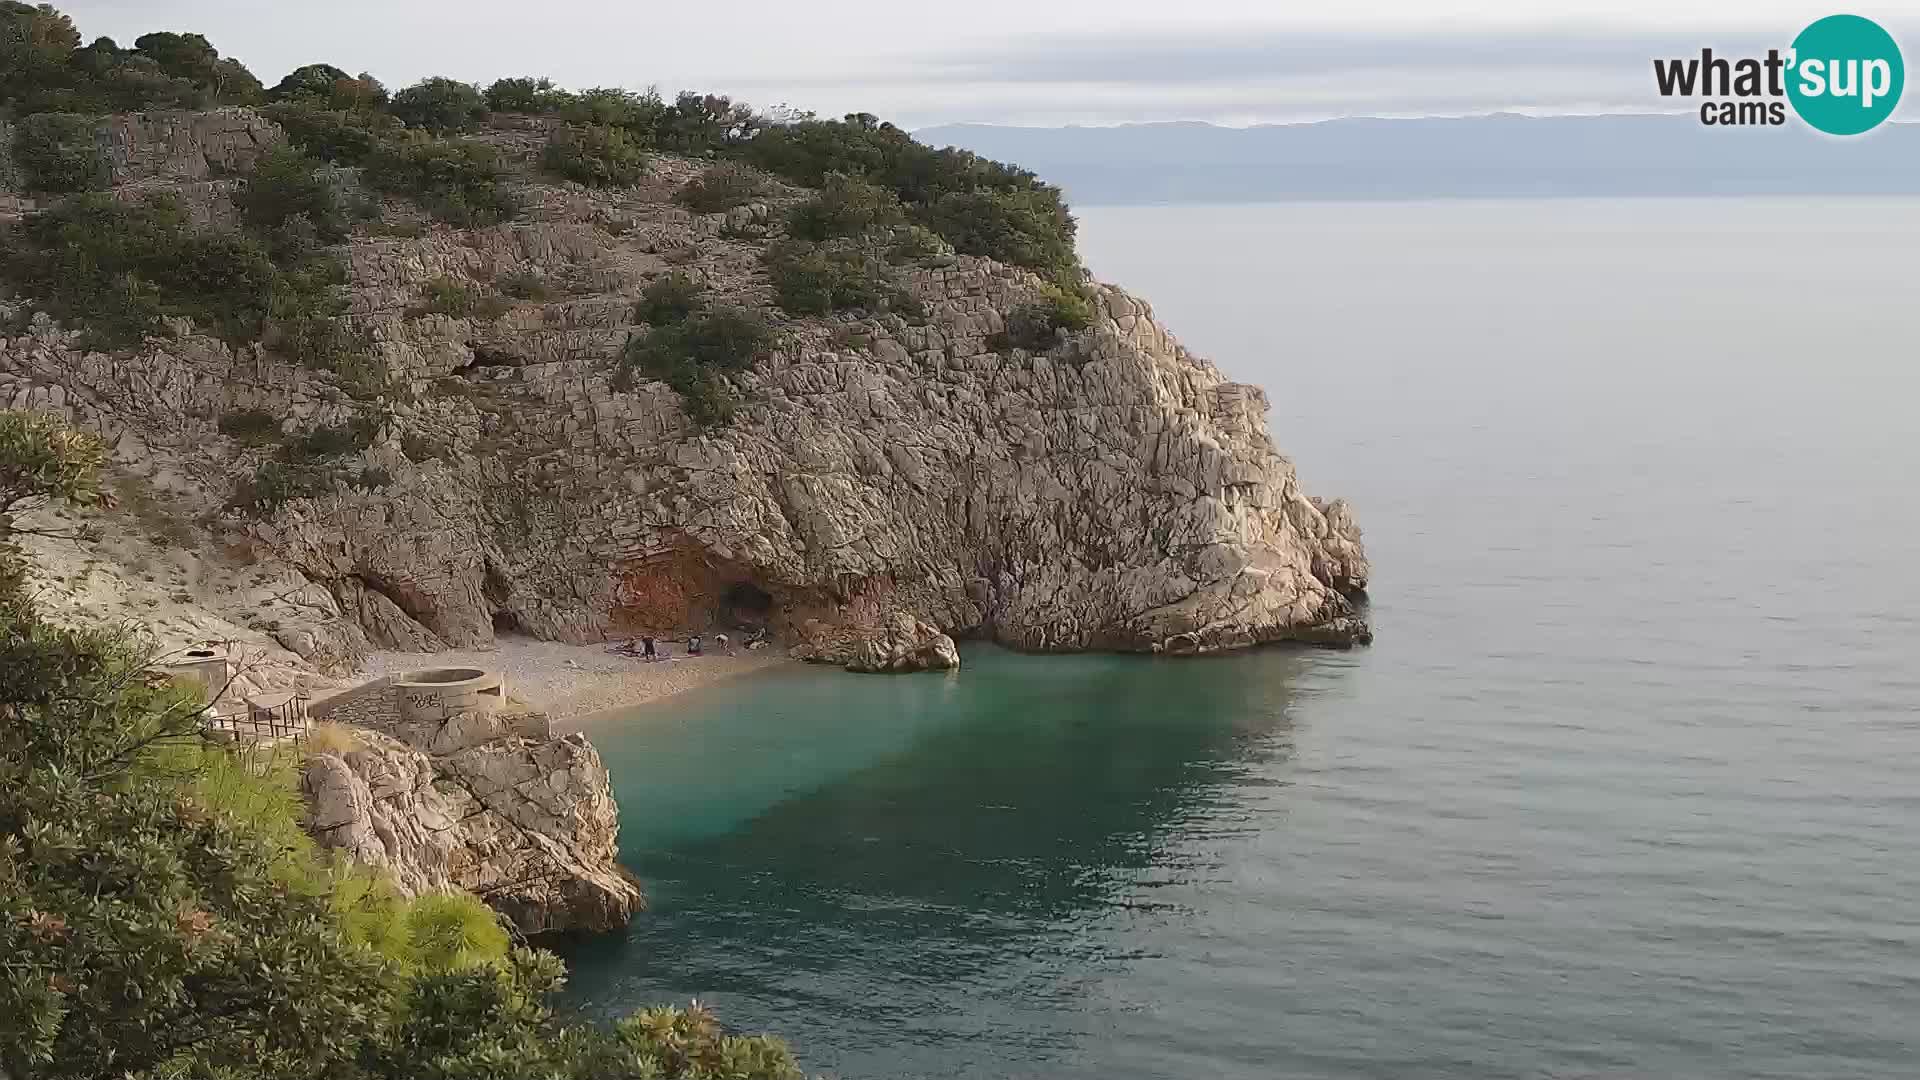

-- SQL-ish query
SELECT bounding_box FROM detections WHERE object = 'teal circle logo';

[1786,14,1904,135]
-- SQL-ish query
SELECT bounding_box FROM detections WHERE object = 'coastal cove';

[557,198,1920,1079]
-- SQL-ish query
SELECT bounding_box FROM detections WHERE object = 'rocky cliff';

[301,698,642,935]
[0,108,1370,677]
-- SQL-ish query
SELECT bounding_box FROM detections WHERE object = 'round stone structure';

[392,667,507,723]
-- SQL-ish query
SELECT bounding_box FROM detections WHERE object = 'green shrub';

[912,187,1078,276]
[616,306,771,427]
[990,284,1096,353]
[399,432,447,462]
[389,76,487,133]
[675,161,768,213]
[556,86,664,130]
[232,457,329,509]
[12,111,103,192]
[291,415,375,458]
[267,62,349,101]
[543,123,647,188]
[262,102,401,165]
[0,193,290,347]
[485,76,567,114]
[890,223,954,264]
[217,409,279,444]
[631,307,771,373]
[636,272,706,325]
[407,275,475,319]
[739,114,1081,276]
[765,239,918,317]
[786,172,904,242]
[499,268,557,300]
[233,142,348,242]
[365,138,519,227]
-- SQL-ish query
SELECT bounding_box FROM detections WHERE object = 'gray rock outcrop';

[301,711,642,935]
[0,108,1372,673]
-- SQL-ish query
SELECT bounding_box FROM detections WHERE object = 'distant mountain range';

[915,115,1920,204]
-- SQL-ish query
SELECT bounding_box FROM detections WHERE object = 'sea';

[558,198,1920,1079]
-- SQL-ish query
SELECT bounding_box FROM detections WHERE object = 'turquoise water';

[560,199,1920,1078]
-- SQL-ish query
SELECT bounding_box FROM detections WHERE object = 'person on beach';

[716,632,730,653]
[642,635,656,660]
[688,634,703,656]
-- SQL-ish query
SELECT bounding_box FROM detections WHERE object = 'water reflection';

[559,645,1329,1071]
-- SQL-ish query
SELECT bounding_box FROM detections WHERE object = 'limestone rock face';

[101,109,282,185]
[301,715,642,935]
[0,108,1373,673]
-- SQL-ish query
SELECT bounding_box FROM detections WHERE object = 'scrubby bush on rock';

[740,113,1080,279]
[989,283,1097,354]
[636,272,706,325]
[365,138,519,227]
[1,7,261,114]
[217,409,280,444]
[765,239,920,317]
[486,75,569,114]
[675,161,768,213]
[233,142,349,243]
[263,102,403,166]
[3,194,277,346]
[544,123,648,188]
[10,111,102,192]
[388,75,487,134]
[786,172,905,242]
[615,306,771,427]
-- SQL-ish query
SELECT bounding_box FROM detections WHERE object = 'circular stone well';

[393,667,507,722]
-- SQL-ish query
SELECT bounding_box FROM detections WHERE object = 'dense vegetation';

[615,299,773,428]
[0,409,808,1078]
[2,0,1087,417]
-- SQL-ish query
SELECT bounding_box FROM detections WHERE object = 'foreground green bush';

[1,413,814,1079]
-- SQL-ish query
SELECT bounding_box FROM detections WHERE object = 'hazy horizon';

[42,2,1920,127]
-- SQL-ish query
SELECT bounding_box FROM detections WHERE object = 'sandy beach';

[357,637,792,728]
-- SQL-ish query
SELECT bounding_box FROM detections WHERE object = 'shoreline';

[355,637,793,729]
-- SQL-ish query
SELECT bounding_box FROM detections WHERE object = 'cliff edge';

[0,109,1370,674]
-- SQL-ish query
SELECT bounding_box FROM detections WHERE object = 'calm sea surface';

[560,199,1920,1078]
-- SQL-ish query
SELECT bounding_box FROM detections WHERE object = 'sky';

[50,1,1920,127]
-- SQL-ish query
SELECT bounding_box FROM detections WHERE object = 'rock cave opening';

[492,610,523,636]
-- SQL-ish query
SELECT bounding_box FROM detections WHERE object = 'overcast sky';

[51,1,1917,127]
